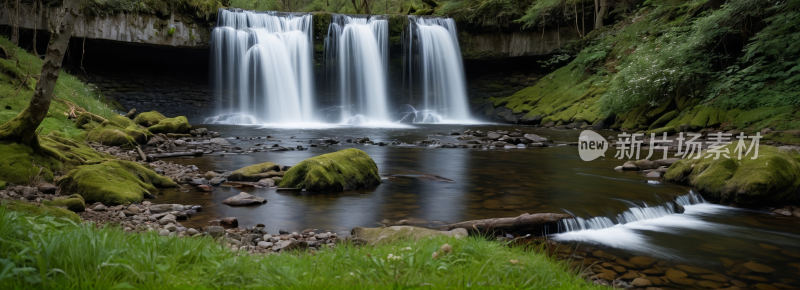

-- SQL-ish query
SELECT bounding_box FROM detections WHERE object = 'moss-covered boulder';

[56,160,178,205]
[42,194,86,212]
[0,142,61,184]
[76,113,151,146]
[279,148,380,192]
[133,111,166,127]
[7,201,82,224]
[148,116,192,134]
[228,162,283,182]
[0,181,5,190]
[664,144,800,206]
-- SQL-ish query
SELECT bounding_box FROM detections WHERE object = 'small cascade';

[324,15,390,124]
[209,9,315,124]
[203,114,260,125]
[556,191,707,233]
[403,17,472,123]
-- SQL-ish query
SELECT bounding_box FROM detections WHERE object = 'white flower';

[387,254,402,260]
[401,247,412,251]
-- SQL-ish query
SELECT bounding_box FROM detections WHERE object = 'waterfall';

[403,16,472,123]
[208,9,315,124]
[324,15,390,124]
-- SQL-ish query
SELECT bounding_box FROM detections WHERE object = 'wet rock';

[150,204,175,214]
[197,185,214,192]
[205,171,218,180]
[208,220,221,226]
[666,268,688,280]
[630,278,652,287]
[37,183,57,194]
[622,161,638,171]
[741,261,775,273]
[209,177,225,186]
[222,192,267,206]
[221,217,239,228]
[487,132,502,140]
[646,171,661,177]
[524,134,548,142]
[629,256,658,268]
[257,178,275,187]
[206,226,224,236]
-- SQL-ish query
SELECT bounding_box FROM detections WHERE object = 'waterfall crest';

[402,16,472,123]
[209,9,315,124]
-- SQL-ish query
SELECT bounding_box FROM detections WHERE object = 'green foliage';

[82,0,225,20]
[706,0,800,109]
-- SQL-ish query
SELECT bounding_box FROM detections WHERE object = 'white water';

[404,17,472,123]
[209,9,315,124]
[325,15,390,124]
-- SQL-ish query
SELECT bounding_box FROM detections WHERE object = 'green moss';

[762,132,800,144]
[665,144,800,206]
[133,111,166,127]
[86,124,137,146]
[56,160,178,205]
[646,126,678,136]
[148,116,192,134]
[690,107,719,130]
[621,105,646,130]
[649,110,678,130]
[228,162,282,182]
[6,201,81,224]
[168,27,176,36]
[279,148,381,192]
[0,181,5,190]
[0,142,59,185]
[42,195,86,212]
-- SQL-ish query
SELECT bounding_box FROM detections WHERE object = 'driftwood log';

[438,213,573,235]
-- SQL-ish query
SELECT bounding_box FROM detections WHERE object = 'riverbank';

[0,204,600,289]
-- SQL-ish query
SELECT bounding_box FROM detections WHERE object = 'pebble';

[158,230,170,236]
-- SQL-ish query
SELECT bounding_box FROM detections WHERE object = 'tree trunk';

[0,0,82,147]
[351,0,362,14]
[439,213,573,235]
[10,0,20,46]
[595,0,610,30]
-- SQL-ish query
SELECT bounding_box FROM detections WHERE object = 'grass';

[0,204,600,289]
[0,36,121,140]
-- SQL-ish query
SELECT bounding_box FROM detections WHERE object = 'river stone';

[646,171,661,177]
[666,268,688,280]
[741,261,775,273]
[351,226,462,246]
[676,264,715,275]
[622,161,639,171]
[209,177,225,186]
[150,204,174,214]
[503,144,517,149]
[644,277,663,285]
[93,204,107,211]
[197,185,213,192]
[524,134,548,142]
[629,256,658,268]
[620,271,642,279]
[279,148,380,192]
[487,132,502,140]
[630,278,652,287]
[222,192,267,206]
[159,230,170,236]
[206,226,224,236]
[700,274,729,282]
[257,241,273,248]
[186,228,199,236]
[210,138,231,146]
[221,217,239,228]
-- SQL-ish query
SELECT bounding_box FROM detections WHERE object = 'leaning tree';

[0,0,81,148]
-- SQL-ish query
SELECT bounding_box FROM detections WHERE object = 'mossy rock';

[690,107,719,130]
[125,126,154,144]
[0,142,60,184]
[228,162,282,182]
[86,124,137,146]
[350,226,462,246]
[646,126,678,136]
[148,116,192,134]
[649,110,678,130]
[0,181,5,190]
[7,201,82,224]
[56,160,178,205]
[42,194,86,212]
[133,111,166,127]
[664,144,800,206]
[279,148,380,192]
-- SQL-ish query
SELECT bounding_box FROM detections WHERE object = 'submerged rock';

[222,192,267,206]
[279,148,380,192]
[228,162,283,181]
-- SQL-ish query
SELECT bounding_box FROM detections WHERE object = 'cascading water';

[402,16,472,123]
[324,15,390,124]
[208,9,315,124]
